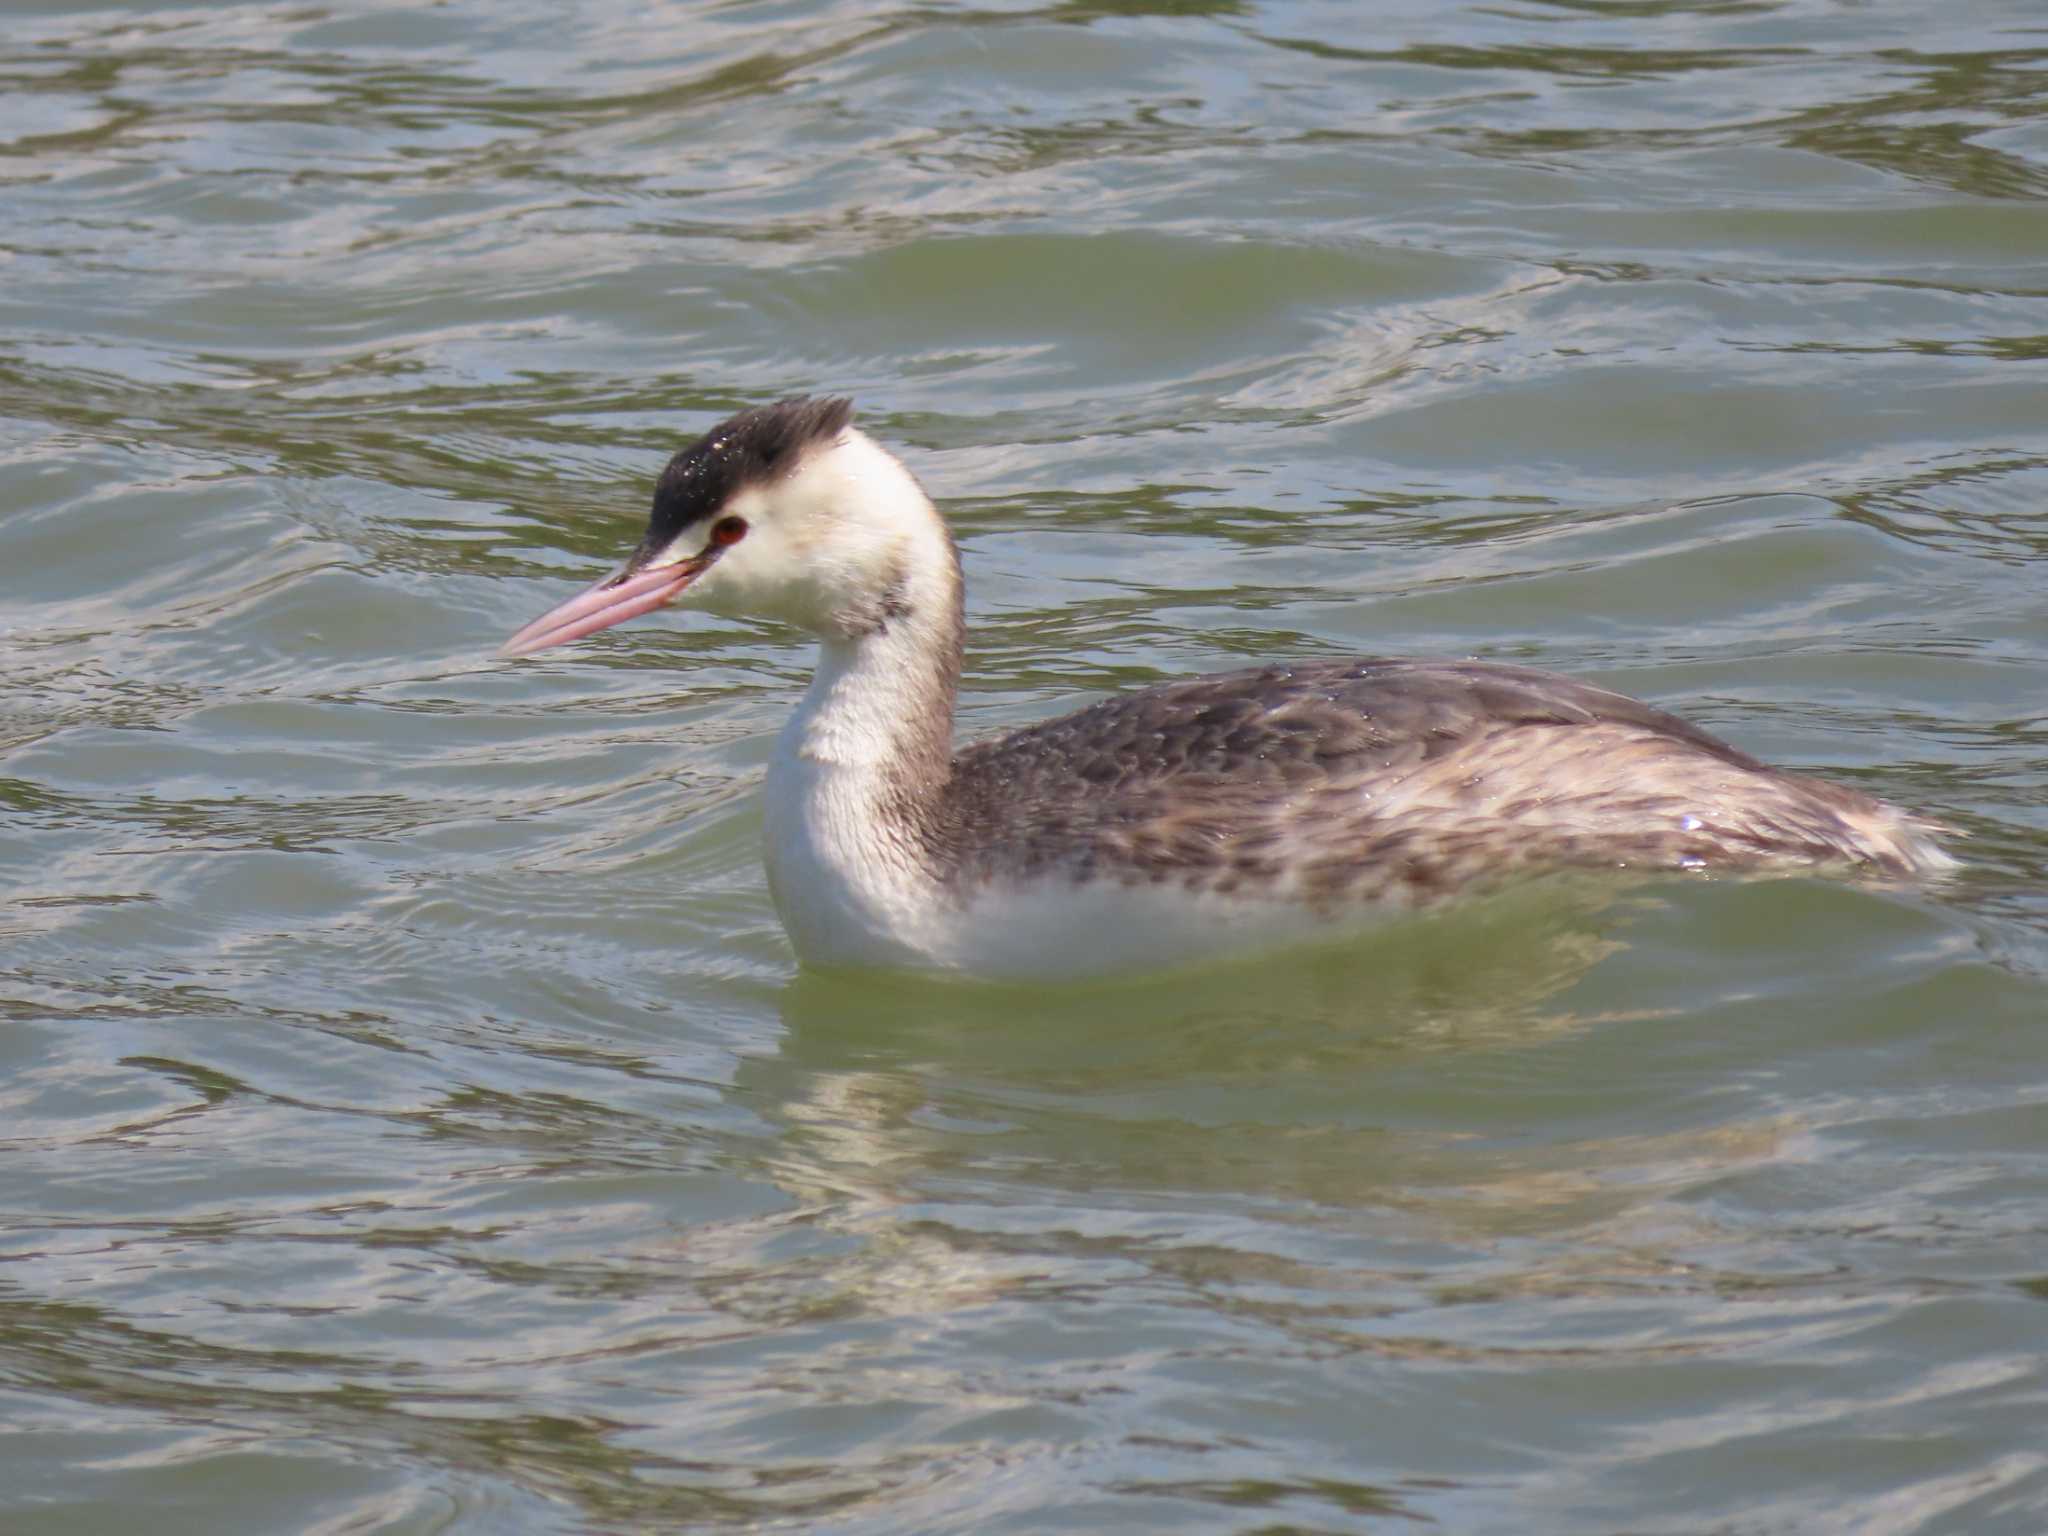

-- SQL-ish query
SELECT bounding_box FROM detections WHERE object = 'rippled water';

[4,1,2047,1530]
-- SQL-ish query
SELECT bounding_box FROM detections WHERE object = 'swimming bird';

[502,397,1953,980]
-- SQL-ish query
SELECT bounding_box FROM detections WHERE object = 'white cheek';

[692,530,801,621]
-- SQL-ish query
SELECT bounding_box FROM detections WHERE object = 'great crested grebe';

[502,397,1952,980]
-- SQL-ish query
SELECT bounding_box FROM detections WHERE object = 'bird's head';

[502,397,950,657]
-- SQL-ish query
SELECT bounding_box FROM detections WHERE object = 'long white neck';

[782,625,954,774]
[759,487,964,967]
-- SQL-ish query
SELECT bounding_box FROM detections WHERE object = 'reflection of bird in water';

[503,397,1952,980]
[752,885,1722,1239]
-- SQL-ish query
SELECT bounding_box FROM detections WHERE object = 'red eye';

[712,516,748,547]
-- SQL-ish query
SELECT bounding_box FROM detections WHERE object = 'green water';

[3,2,2045,1531]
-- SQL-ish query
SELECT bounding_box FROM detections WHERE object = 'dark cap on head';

[639,396,855,559]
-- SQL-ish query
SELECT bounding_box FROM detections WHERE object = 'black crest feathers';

[640,397,855,555]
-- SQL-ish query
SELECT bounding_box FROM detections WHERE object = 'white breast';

[937,874,1374,980]
[764,719,976,972]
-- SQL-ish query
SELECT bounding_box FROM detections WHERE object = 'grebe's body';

[503,398,1952,980]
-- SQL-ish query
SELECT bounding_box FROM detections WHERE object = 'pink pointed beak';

[500,551,713,658]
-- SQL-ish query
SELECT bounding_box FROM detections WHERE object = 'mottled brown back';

[930,659,1942,903]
